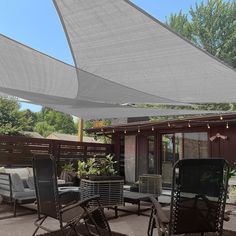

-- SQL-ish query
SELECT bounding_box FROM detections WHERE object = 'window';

[161,132,208,186]
[184,132,208,159]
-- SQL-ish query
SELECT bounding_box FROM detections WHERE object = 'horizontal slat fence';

[0,135,114,171]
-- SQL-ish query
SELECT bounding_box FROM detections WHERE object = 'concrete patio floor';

[0,203,235,236]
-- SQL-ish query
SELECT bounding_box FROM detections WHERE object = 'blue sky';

[0,0,205,112]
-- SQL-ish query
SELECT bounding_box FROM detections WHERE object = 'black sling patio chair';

[32,154,112,236]
[147,159,230,236]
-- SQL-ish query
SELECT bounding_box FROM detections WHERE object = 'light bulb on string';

[168,122,171,127]
[207,123,210,129]
[112,129,115,133]
[220,115,223,120]
[101,128,104,132]
[188,121,191,128]
[138,126,140,133]
[151,126,154,131]
[226,122,229,129]
[124,130,127,134]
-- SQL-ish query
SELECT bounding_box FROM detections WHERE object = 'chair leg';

[114,206,118,218]
[147,208,154,236]
[138,201,140,216]
[32,216,47,236]
[13,200,17,217]
[65,225,78,236]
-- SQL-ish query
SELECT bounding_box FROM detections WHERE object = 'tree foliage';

[34,121,55,137]
[0,98,22,135]
[0,98,77,137]
[19,109,37,131]
[167,11,192,40]
[34,107,76,137]
[164,0,236,113]
[167,0,236,68]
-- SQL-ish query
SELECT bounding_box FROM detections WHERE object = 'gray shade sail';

[0,1,235,119]
[0,87,217,119]
[0,34,214,119]
[54,0,236,104]
[0,34,176,105]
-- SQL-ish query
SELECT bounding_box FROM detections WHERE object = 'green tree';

[167,0,236,68]
[34,121,55,137]
[19,109,37,131]
[165,0,236,113]
[167,11,192,40]
[35,107,76,136]
[0,97,22,135]
[190,0,236,67]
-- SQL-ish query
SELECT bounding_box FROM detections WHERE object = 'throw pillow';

[27,167,34,177]
[11,173,25,192]
[26,176,35,190]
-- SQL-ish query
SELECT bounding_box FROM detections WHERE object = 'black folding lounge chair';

[32,154,112,236]
[148,159,230,236]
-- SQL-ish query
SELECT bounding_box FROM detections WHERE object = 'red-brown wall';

[112,123,236,171]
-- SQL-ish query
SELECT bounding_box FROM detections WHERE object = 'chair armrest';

[79,195,100,205]
[150,196,170,224]
[59,190,74,197]
[61,195,100,214]
[59,190,80,206]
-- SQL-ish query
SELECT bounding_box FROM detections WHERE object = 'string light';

[124,130,127,134]
[220,115,223,120]
[207,123,210,129]
[151,126,154,131]
[226,122,229,129]
[101,128,104,132]
[138,126,140,133]
[188,121,191,128]
[112,129,115,133]
[168,122,171,127]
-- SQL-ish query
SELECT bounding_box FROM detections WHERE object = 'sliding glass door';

[161,132,208,186]
[161,134,175,186]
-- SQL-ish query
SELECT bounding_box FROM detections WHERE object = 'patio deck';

[0,203,235,236]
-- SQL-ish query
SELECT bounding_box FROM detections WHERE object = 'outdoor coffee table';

[122,190,158,216]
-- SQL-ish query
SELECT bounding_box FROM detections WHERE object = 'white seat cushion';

[5,168,30,179]
[13,189,35,198]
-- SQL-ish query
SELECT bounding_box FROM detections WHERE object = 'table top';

[123,190,157,200]
[58,186,80,192]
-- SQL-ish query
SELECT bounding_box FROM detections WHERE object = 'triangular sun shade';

[54,0,236,104]
[0,0,235,118]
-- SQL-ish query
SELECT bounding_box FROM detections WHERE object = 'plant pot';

[60,170,76,182]
[73,176,81,186]
[88,175,124,181]
[80,176,124,207]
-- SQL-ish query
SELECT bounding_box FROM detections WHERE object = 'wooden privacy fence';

[0,135,114,168]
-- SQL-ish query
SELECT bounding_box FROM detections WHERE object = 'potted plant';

[77,154,118,179]
[60,162,76,183]
[79,154,124,213]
